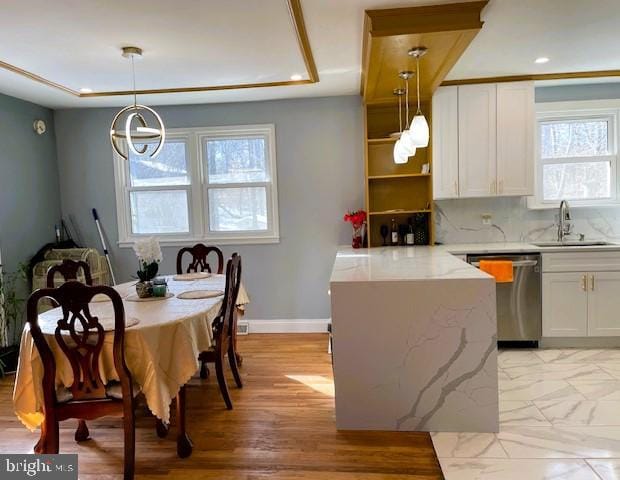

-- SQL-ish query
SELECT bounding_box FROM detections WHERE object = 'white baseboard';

[245,318,330,334]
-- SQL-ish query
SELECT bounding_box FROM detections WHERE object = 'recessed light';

[290,74,303,81]
[535,57,550,64]
[80,87,93,93]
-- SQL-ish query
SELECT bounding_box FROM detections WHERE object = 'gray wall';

[54,95,364,320]
[436,83,620,244]
[0,93,60,276]
[536,82,620,102]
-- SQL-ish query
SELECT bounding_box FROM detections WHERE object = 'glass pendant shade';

[393,138,413,164]
[410,114,429,148]
[399,129,417,157]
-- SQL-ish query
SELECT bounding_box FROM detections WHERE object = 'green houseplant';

[133,237,162,298]
[0,263,28,377]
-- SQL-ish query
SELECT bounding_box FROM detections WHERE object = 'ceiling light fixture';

[290,74,303,81]
[535,57,550,64]
[407,46,429,148]
[79,87,93,94]
[393,71,416,164]
[110,46,165,160]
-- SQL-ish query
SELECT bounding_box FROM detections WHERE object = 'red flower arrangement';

[344,210,367,248]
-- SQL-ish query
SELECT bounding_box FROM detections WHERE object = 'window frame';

[529,100,620,209]
[114,124,280,246]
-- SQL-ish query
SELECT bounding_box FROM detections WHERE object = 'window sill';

[118,236,280,248]
[526,196,620,210]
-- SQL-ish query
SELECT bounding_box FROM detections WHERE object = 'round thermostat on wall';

[33,119,46,135]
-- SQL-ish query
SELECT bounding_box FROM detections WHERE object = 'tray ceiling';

[0,0,619,109]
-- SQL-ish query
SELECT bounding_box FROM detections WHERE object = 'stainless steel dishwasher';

[467,253,542,343]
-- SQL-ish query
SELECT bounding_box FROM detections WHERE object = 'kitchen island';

[330,246,498,432]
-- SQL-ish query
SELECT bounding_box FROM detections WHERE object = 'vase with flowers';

[343,210,367,248]
[132,237,163,298]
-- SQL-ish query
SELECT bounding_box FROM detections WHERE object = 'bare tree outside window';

[539,116,615,202]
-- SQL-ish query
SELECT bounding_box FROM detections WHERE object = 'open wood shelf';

[369,209,432,216]
[367,137,398,144]
[368,173,430,180]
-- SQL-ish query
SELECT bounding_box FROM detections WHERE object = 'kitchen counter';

[329,241,620,433]
[330,246,498,433]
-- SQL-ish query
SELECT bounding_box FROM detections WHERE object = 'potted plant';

[0,263,28,377]
[133,237,162,298]
[344,210,367,248]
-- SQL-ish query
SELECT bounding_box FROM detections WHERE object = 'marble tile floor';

[433,348,620,479]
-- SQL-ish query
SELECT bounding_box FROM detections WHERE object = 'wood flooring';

[0,333,443,479]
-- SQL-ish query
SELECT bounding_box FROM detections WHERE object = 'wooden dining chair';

[198,254,243,410]
[46,259,93,287]
[27,282,192,479]
[176,244,224,274]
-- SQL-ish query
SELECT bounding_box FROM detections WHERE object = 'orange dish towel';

[479,260,514,283]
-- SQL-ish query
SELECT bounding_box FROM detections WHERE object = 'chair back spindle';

[46,259,93,287]
[27,282,132,404]
[176,244,224,274]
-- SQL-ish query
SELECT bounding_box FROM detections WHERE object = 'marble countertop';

[331,241,620,283]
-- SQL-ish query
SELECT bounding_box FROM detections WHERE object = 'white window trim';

[113,124,280,247]
[528,99,620,210]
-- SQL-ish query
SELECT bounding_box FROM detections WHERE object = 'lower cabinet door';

[542,272,588,337]
[587,271,620,336]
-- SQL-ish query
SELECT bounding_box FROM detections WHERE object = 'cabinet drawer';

[543,251,620,272]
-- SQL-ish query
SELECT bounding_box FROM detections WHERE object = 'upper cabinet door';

[496,81,535,196]
[432,86,459,199]
[458,84,497,198]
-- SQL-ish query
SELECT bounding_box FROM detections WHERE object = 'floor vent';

[237,320,250,335]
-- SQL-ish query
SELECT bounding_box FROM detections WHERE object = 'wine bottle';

[391,218,399,245]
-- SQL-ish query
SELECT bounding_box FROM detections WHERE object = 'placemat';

[177,290,224,300]
[125,292,175,302]
[173,272,212,281]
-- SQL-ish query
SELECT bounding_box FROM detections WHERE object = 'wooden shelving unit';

[364,102,434,247]
[360,1,487,247]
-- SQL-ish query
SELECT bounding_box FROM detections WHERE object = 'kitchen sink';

[532,241,615,247]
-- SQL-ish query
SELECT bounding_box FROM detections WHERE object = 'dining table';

[12,273,250,452]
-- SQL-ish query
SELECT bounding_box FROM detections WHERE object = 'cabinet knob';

[582,274,587,291]
[591,274,595,291]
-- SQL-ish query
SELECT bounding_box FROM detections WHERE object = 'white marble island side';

[330,246,498,433]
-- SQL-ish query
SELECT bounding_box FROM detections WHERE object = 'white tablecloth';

[13,275,249,431]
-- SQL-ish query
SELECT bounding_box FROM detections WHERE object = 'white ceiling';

[0,0,619,109]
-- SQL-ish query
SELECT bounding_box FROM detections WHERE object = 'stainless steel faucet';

[558,200,572,242]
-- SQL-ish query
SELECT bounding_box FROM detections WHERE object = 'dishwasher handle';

[470,259,538,268]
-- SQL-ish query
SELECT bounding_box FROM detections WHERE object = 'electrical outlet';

[481,214,492,225]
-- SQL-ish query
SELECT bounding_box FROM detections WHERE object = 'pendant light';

[392,88,408,164]
[396,71,416,160]
[408,46,429,148]
[110,47,166,160]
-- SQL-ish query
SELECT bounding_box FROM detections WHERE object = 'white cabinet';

[431,81,534,199]
[542,272,588,337]
[458,83,497,198]
[496,82,534,196]
[432,86,459,199]
[542,253,620,337]
[587,272,620,336]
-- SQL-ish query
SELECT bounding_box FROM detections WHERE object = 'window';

[114,125,279,245]
[532,102,619,208]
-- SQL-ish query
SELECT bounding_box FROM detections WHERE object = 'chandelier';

[110,47,165,160]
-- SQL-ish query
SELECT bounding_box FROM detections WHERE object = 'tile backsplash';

[434,197,620,244]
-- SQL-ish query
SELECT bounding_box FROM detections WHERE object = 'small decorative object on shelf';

[344,210,367,249]
[133,237,163,298]
[380,224,389,246]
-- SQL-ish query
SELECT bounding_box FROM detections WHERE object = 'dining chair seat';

[55,382,142,403]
